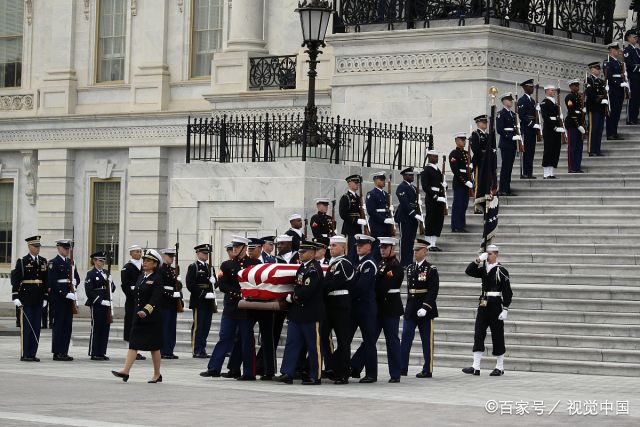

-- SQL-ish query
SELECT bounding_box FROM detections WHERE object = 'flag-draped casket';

[237,263,328,300]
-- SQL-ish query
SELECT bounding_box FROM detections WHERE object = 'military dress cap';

[588,61,601,69]
[567,78,580,86]
[225,242,233,250]
[56,239,73,248]
[426,148,439,156]
[314,198,330,205]
[626,29,638,39]
[607,42,621,49]
[486,244,500,253]
[379,237,398,246]
[345,174,361,183]
[159,248,176,256]
[329,234,347,244]
[298,240,317,251]
[544,84,556,90]
[413,237,431,250]
[289,213,302,221]
[474,114,488,122]
[247,237,265,248]
[261,236,275,244]
[311,239,327,249]
[90,251,107,261]
[128,244,142,252]
[25,235,41,246]
[454,132,467,140]
[231,235,250,246]
[499,92,514,101]
[143,249,162,263]
[520,79,534,87]
[194,243,212,253]
[355,234,375,244]
[371,171,387,180]
[400,167,415,175]
[276,234,293,243]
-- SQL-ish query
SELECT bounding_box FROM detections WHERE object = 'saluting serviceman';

[366,172,395,261]
[121,244,145,360]
[624,29,640,125]
[585,62,608,157]
[286,214,305,252]
[310,198,334,248]
[517,80,539,179]
[275,241,325,385]
[159,249,182,359]
[540,85,563,179]
[421,150,446,251]
[604,42,626,140]
[186,243,216,358]
[394,167,423,267]
[84,251,115,360]
[47,239,80,361]
[11,235,48,361]
[400,237,439,378]
[260,236,277,263]
[565,79,587,173]
[339,175,366,262]
[449,133,473,232]
[496,93,520,196]
[462,245,513,376]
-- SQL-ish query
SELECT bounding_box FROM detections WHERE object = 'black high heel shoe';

[148,375,162,383]
[111,370,129,382]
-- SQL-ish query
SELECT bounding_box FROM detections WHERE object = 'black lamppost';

[295,0,333,160]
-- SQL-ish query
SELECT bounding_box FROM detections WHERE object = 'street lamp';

[294,0,333,158]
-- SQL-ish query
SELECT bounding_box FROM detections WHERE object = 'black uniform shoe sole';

[416,372,432,378]
[489,369,504,376]
[301,379,321,385]
[192,354,209,359]
[388,378,400,383]
[333,379,349,385]
[221,371,241,379]
[274,375,294,384]
[462,367,480,375]
[260,375,274,381]
[358,377,377,383]
[199,370,221,377]
[236,376,256,381]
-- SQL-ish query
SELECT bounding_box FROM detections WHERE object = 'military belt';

[163,286,173,290]
[57,279,70,283]
[459,169,466,173]
[328,290,349,296]
[375,209,386,212]
[409,289,428,294]
[22,279,43,285]
[430,187,439,191]
[485,291,502,297]
[504,128,514,131]
[387,289,400,294]
[612,74,621,78]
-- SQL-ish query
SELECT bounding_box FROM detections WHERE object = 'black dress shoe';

[91,356,106,361]
[221,370,241,379]
[200,370,221,377]
[161,354,178,360]
[136,353,146,361]
[416,371,432,378]
[614,135,625,140]
[400,370,408,377]
[21,357,39,362]
[274,374,293,384]
[236,376,256,381]
[56,354,73,361]
[489,369,504,376]
[519,175,527,179]
[589,153,596,157]
[321,370,335,380]
[334,378,349,385]
[388,378,400,383]
[260,375,274,381]
[111,370,129,382]
[148,375,163,383]
[350,370,361,379]
[497,191,508,197]
[462,367,480,375]
[301,378,321,385]
[359,376,377,384]
[192,353,209,359]
[529,175,537,179]
[428,246,442,252]
[170,355,179,359]
[506,191,517,196]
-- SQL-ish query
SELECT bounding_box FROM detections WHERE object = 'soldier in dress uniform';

[121,244,145,360]
[449,133,473,232]
[321,235,354,384]
[394,167,423,267]
[286,214,305,252]
[310,198,334,248]
[365,171,395,262]
[275,241,324,385]
[348,234,379,383]
[260,236,277,263]
[159,248,182,359]
[275,235,299,264]
[339,175,366,263]
[462,245,513,376]
[469,115,489,213]
[496,93,520,196]
[186,243,216,358]
[565,79,587,173]
[604,42,627,140]
[47,239,80,361]
[400,237,439,378]
[517,80,539,179]
[421,150,446,251]
[11,235,48,361]
[313,240,330,266]
[624,29,640,125]
[540,85,564,179]
[351,237,404,382]
[586,62,608,157]
[84,251,115,360]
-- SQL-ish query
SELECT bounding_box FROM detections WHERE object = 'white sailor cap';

[329,234,347,244]
[426,149,439,156]
[143,249,162,263]
[499,92,514,101]
[486,244,500,253]
[607,42,621,50]
[276,234,293,243]
[355,234,375,244]
[454,132,467,140]
[567,78,580,86]
[544,84,556,90]
[55,239,73,248]
[371,171,387,180]
[289,213,302,221]
[231,235,250,246]
[159,248,176,256]
[128,244,142,252]
[314,198,330,205]
[378,237,398,246]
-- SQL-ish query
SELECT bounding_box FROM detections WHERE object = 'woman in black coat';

[112,249,164,383]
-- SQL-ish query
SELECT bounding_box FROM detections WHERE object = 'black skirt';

[129,315,163,351]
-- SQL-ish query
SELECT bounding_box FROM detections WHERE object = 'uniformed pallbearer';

[339,174,366,263]
[365,172,395,252]
[11,235,48,361]
[469,114,489,204]
[186,243,216,358]
[421,150,446,251]
[84,251,115,360]
[159,248,182,359]
[394,167,423,267]
[540,85,563,179]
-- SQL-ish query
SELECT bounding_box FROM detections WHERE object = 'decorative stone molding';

[486,51,584,80]
[177,0,184,13]
[211,106,331,118]
[21,150,37,205]
[84,0,90,21]
[0,94,34,111]
[25,0,33,25]
[96,159,115,179]
[0,125,186,143]
[131,0,137,16]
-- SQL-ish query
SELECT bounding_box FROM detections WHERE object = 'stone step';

[486,213,640,225]
[453,223,638,235]
[511,187,640,196]
[504,177,640,188]
[476,204,640,215]
[439,269,638,286]
[427,251,640,265]
[441,233,640,246]
[498,196,640,206]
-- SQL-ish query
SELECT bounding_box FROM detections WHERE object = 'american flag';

[238,263,328,300]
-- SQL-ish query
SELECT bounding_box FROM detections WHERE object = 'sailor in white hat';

[421,148,446,252]
[120,244,145,359]
[275,234,299,264]
[539,83,563,179]
[286,213,305,251]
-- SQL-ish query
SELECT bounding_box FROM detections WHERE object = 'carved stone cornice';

[0,125,186,144]
[0,94,34,111]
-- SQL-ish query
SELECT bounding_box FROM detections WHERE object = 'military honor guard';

[462,245,513,376]
[84,251,115,360]
[186,243,217,358]
[321,235,354,384]
[313,240,330,266]
[159,248,182,359]
[624,29,640,124]
[260,236,277,263]
[604,42,627,140]
[394,167,423,267]
[449,133,473,232]
[11,235,48,361]
[496,92,520,196]
[47,239,80,361]
[400,238,439,378]
[421,150,446,251]
[121,244,145,360]
[339,174,366,263]
[309,198,334,247]
[275,241,325,385]
[517,80,539,179]
[348,234,379,383]
[585,62,608,157]
[365,172,395,253]
[540,85,564,179]
[565,79,587,173]
[275,234,299,264]
[285,213,305,251]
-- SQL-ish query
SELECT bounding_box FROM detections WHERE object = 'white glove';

[13,299,22,307]
[511,135,521,141]
[621,82,630,88]
[414,214,424,223]
[437,196,447,203]
[478,252,489,262]
[204,292,215,300]
[582,107,587,113]
[442,181,448,188]
[42,300,48,308]
[101,300,111,307]
[72,279,77,287]
[209,276,216,286]
[578,126,586,134]
[554,127,565,133]
[107,275,113,284]
[286,294,293,303]
[357,218,367,226]
[417,308,427,318]
[65,293,77,301]
[465,181,473,189]
[605,85,610,91]
[498,309,508,321]
[601,99,609,105]
[384,218,395,225]
[535,104,541,111]
[176,275,182,283]
[173,291,181,298]
[533,124,541,130]
[469,163,473,170]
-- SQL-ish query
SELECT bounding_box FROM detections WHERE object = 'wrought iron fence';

[334,0,615,43]
[186,113,433,170]
[249,55,297,90]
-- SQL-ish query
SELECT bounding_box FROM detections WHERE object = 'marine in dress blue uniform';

[604,42,626,140]
[11,236,47,361]
[624,29,640,124]
[400,238,439,378]
[159,249,182,359]
[365,171,394,262]
[517,80,539,179]
[339,174,365,263]
[186,243,216,358]
[310,198,335,247]
[84,251,115,360]
[394,167,422,267]
[585,62,608,157]
[47,239,80,361]
[420,150,446,251]
[449,133,473,232]
[564,79,587,173]
[496,92,519,196]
